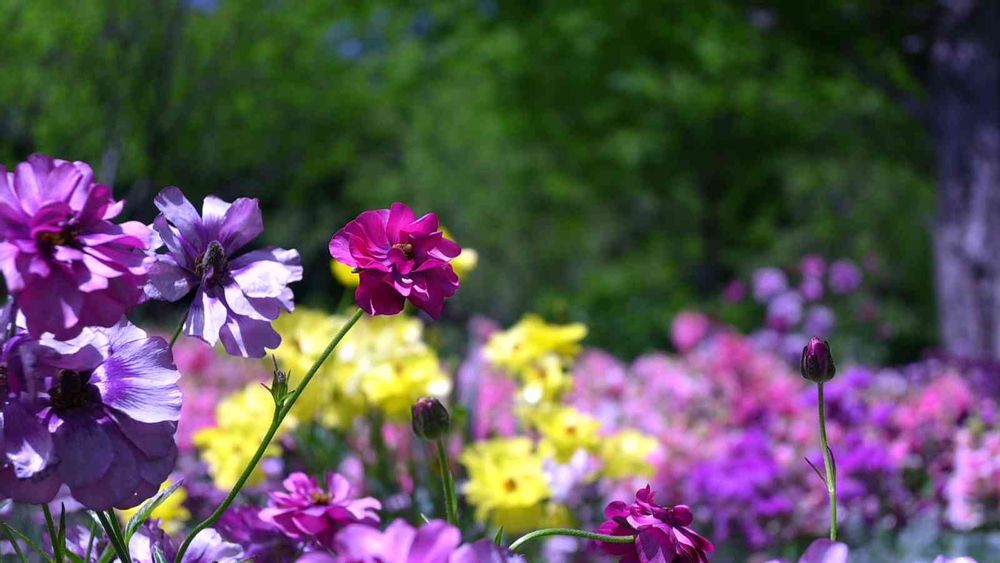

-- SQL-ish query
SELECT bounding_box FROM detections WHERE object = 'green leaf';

[493,527,504,546]
[124,479,185,541]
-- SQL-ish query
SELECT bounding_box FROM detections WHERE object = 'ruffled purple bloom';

[260,472,381,550]
[298,519,523,563]
[329,202,460,319]
[0,320,181,510]
[146,187,302,357]
[0,154,152,339]
[597,485,714,563]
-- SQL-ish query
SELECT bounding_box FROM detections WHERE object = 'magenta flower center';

[49,369,99,411]
[310,491,332,505]
[37,226,81,252]
[392,242,414,259]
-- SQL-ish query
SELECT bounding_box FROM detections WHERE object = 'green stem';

[168,309,188,349]
[95,510,129,563]
[174,308,365,563]
[435,439,459,525]
[42,505,61,563]
[509,528,635,553]
[2,521,28,562]
[817,382,838,541]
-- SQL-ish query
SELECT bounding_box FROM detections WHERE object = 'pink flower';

[597,485,714,563]
[671,312,710,353]
[259,472,381,550]
[0,154,152,338]
[329,203,461,319]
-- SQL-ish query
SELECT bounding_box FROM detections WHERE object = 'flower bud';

[411,396,451,441]
[800,337,836,383]
[266,356,290,404]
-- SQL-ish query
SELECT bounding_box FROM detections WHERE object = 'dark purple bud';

[800,337,836,383]
[411,396,451,441]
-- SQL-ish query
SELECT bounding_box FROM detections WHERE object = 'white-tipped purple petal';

[91,336,181,423]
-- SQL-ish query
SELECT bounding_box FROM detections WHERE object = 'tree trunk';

[931,0,1000,359]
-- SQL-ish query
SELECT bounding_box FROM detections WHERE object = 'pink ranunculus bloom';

[259,472,381,550]
[329,202,461,319]
[0,154,153,338]
[597,485,714,563]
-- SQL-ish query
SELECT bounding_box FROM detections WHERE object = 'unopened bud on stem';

[411,396,451,441]
[800,337,836,383]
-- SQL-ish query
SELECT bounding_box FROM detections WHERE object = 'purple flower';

[259,472,381,550]
[129,521,244,563]
[828,259,862,294]
[800,255,826,279]
[804,306,836,337]
[0,154,152,339]
[329,202,461,319]
[597,485,714,563]
[146,187,302,357]
[0,320,181,510]
[217,506,299,561]
[766,291,803,331]
[752,267,787,303]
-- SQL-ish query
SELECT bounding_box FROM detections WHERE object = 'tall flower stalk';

[801,337,838,541]
[173,308,364,562]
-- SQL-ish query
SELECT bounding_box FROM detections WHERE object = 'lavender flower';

[828,259,862,294]
[0,320,181,509]
[752,267,788,303]
[217,506,299,560]
[146,187,302,357]
[0,154,152,338]
[129,521,244,563]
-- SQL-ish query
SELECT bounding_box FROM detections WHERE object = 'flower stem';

[435,439,459,525]
[42,505,61,563]
[168,309,188,349]
[817,382,838,541]
[173,308,365,563]
[509,528,635,553]
[95,510,130,563]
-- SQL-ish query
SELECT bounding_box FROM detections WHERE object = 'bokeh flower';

[260,471,381,550]
[461,437,552,533]
[0,154,152,338]
[828,259,862,294]
[597,485,713,563]
[329,202,461,318]
[529,405,602,463]
[599,429,660,480]
[146,187,302,357]
[194,383,285,489]
[217,506,300,560]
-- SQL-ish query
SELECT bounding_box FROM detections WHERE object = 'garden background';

[0,1,998,561]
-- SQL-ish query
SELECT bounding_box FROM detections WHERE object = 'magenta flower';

[0,320,181,510]
[259,472,381,550]
[0,154,152,338]
[597,486,714,563]
[146,187,302,357]
[329,202,461,319]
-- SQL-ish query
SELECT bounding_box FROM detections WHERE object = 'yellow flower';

[440,228,477,279]
[517,355,575,406]
[461,438,551,533]
[331,260,360,287]
[600,429,660,479]
[194,384,286,489]
[360,353,452,421]
[530,406,602,463]
[119,479,190,535]
[484,315,587,373]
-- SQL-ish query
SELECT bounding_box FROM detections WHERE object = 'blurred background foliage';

[0,0,937,359]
